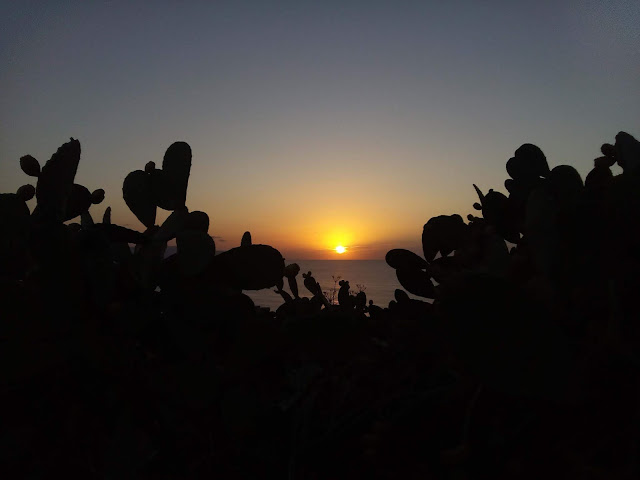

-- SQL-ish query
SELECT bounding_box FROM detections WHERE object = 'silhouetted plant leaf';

[338,279,351,306]
[601,143,615,157]
[19,155,40,177]
[548,165,583,207]
[473,184,485,204]
[149,168,175,210]
[422,214,468,261]
[284,263,301,298]
[123,170,156,228]
[429,255,461,283]
[185,210,209,232]
[594,155,616,168]
[385,248,428,270]
[284,263,300,278]
[35,137,81,220]
[154,207,189,242]
[396,268,435,298]
[481,191,508,225]
[506,143,549,180]
[103,206,111,224]
[482,191,520,243]
[153,141,192,210]
[176,229,216,276]
[302,271,323,297]
[585,165,613,193]
[211,245,284,290]
[63,183,92,221]
[394,288,410,303]
[16,184,35,202]
[91,188,105,204]
[81,211,94,228]
[614,131,640,174]
[277,288,293,304]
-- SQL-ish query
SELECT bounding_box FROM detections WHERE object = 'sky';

[1,1,639,259]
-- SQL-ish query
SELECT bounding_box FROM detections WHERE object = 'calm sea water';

[245,260,410,310]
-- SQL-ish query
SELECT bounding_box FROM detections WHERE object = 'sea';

[164,246,416,310]
[244,260,411,310]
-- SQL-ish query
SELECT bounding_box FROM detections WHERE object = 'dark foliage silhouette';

[2,133,639,478]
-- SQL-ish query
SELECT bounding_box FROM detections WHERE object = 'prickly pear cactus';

[35,137,81,221]
[64,184,93,221]
[103,206,111,224]
[123,170,157,228]
[396,268,435,299]
[241,231,252,246]
[421,214,469,260]
[338,280,351,306]
[506,143,549,181]
[19,155,41,177]
[284,263,301,298]
[186,211,209,233]
[212,244,285,290]
[16,184,35,202]
[176,230,216,276]
[123,141,193,228]
[152,142,192,210]
[614,131,640,174]
[91,188,105,204]
[154,207,189,242]
[385,249,429,270]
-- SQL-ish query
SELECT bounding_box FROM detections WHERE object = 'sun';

[335,245,347,254]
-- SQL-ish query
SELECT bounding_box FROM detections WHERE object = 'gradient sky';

[1,1,639,259]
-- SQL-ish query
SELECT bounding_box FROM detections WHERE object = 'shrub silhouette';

[2,133,639,478]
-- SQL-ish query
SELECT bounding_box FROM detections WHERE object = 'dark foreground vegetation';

[2,132,640,478]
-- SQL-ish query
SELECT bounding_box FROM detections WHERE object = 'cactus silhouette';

[33,137,81,221]
[123,169,157,228]
[284,262,301,298]
[3,132,640,478]
[337,279,351,307]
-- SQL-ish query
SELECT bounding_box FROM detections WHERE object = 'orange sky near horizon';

[107,187,447,261]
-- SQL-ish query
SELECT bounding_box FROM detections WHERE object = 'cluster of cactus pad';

[2,132,639,478]
[385,132,640,398]
[2,138,290,297]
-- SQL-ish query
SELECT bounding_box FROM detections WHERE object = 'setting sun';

[335,245,347,254]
